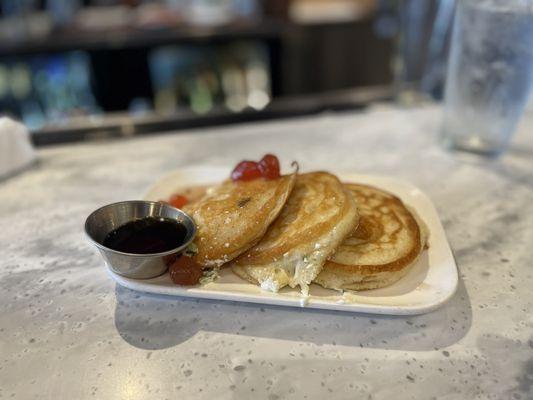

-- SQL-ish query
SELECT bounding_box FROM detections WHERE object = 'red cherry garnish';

[168,194,188,209]
[169,256,203,285]
[231,160,263,181]
[258,154,281,180]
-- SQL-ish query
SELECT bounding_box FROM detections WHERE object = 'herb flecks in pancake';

[237,197,252,208]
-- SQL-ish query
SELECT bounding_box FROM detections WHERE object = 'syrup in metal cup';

[84,200,196,279]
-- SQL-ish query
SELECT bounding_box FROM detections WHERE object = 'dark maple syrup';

[103,217,187,254]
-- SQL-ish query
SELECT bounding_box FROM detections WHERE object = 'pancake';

[231,172,359,295]
[184,172,296,268]
[314,183,428,291]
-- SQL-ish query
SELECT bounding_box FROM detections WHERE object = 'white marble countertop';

[1,104,532,400]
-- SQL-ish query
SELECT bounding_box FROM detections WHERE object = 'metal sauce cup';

[85,200,196,279]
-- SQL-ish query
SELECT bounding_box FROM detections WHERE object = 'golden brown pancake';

[314,183,428,291]
[231,172,359,295]
[184,172,296,268]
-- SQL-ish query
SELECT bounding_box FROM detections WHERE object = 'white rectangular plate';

[107,166,458,315]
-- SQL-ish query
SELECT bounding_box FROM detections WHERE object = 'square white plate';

[107,166,458,315]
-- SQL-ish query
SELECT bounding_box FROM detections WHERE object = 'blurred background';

[0,0,455,145]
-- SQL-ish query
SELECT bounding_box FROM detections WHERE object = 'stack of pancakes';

[185,170,428,294]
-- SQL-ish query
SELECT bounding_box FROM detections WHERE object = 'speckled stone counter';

[1,105,532,400]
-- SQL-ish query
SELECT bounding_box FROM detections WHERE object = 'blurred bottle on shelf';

[149,41,271,116]
[129,97,152,116]
[378,0,456,102]
[221,61,247,112]
[220,42,270,111]
[0,51,99,130]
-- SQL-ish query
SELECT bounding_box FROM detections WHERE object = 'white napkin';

[0,117,37,179]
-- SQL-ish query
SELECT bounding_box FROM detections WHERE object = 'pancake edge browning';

[313,184,429,291]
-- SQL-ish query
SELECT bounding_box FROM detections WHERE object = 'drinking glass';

[441,0,533,156]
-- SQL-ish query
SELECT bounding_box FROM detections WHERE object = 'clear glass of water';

[441,0,533,156]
